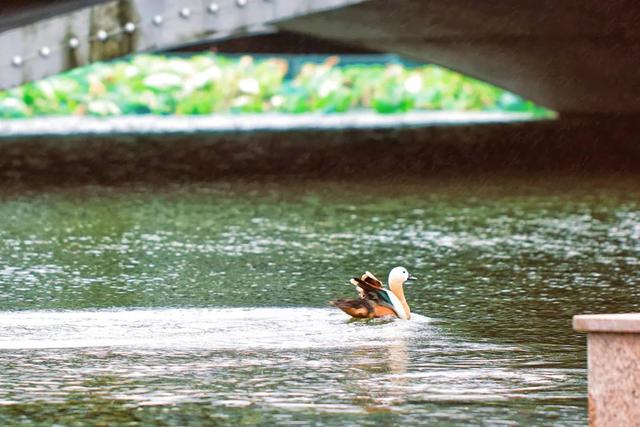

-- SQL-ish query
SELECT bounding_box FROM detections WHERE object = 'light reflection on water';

[0,308,582,424]
[0,177,638,425]
[0,308,430,351]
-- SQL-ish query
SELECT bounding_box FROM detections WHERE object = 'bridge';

[1,0,639,115]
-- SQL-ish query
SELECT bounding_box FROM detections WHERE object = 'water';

[0,176,638,426]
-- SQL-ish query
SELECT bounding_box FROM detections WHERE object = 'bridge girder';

[0,0,366,90]
[1,0,640,114]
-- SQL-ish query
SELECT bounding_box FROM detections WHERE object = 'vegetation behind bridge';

[0,54,551,118]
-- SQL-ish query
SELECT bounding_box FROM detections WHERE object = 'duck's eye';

[402,270,407,274]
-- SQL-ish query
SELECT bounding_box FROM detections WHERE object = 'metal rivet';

[179,8,191,18]
[68,37,80,49]
[11,56,23,67]
[124,22,136,33]
[207,3,219,14]
[236,0,247,7]
[97,30,109,41]
[39,46,51,57]
[153,15,164,26]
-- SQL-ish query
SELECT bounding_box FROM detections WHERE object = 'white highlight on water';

[0,308,430,350]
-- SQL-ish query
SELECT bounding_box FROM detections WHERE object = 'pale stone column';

[573,313,640,427]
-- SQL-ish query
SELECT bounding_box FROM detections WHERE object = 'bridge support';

[574,314,640,426]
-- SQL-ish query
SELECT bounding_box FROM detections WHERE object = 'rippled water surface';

[0,177,638,426]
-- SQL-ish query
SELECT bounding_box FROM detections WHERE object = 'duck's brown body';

[330,298,398,319]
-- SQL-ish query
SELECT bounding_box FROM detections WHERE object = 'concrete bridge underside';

[1,0,639,115]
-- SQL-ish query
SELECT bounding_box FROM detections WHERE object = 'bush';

[0,54,552,118]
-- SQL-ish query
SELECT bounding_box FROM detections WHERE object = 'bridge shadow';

[0,116,639,187]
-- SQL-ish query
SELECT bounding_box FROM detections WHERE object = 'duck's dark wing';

[350,277,398,315]
[352,271,384,299]
[361,271,384,289]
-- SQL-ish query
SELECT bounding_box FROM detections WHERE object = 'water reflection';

[348,337,411,412]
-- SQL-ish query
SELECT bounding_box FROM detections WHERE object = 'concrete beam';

[0,0,109,32]
[0,0,367,90]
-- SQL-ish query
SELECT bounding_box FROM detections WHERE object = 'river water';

[0,176,638,426]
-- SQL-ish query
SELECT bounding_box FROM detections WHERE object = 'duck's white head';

[388,266,417,287]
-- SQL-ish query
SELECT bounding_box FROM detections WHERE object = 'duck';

[330,267,416,320]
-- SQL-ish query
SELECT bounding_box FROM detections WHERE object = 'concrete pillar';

[573,313,640,427]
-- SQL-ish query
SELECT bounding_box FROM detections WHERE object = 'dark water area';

[1,116,640,186]
[0,175,638,426]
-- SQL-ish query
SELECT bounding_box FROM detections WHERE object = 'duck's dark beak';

[407,273,417,282]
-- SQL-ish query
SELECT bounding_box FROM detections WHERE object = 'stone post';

[573,313,640,426]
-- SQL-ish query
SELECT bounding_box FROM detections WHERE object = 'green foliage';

[0,54,553,118]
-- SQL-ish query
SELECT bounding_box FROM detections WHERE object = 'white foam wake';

[0,307,431,350]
